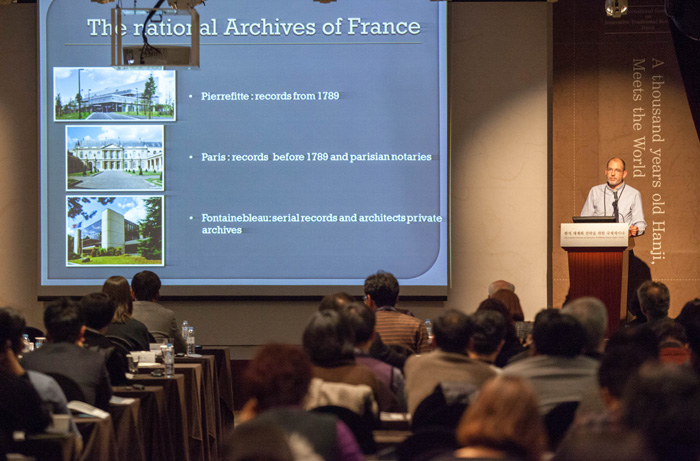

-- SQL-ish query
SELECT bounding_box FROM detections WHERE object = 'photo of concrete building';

[66,125,164,191]
[54,68,176,121]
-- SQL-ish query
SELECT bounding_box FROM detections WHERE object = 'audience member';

[675,298,700,329]
[21,298,112,410]
[0,308,82,447]
[636,280,670,325]
[490,288,531,346]
[364,271,429,355]
[131,270,186,353]
[562,297,608,358]
[476,299,526,367]
[503,309,598,413]
[320,291,406,371]
[0,308,52,455]
[239,343,363,460]
[487,280,515,297]
[103,275,151,351]
[342,302,407,411]
[303,310,399,412]
[455,375,547,461]
[490,289,524,322]
[573,326,659,426]
[554,429,655,461]
[621,362,700,461]
[319,292,355,312]
[79,293,128,385]
[468,309,506,369]
[649,320,689,365]
[221,418,293,461]
[680,314,700,375]
[404,309,497,414]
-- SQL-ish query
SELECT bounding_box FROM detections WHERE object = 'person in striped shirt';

[363,271,430,356]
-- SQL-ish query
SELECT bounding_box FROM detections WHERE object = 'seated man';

[131,270,186,353]
[21,298,112,410]
[562,297,608,359]
[637,280,671,326]
[503,309,598,414]
[0,307,81,446]
[467,309,507,369]
[404,309,498,414]
[621,363,700,461]
[80,293,128,385]
[0,308,51,454]
[364,271,429,355]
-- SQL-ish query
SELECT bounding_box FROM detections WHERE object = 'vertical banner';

[553,0,700,315]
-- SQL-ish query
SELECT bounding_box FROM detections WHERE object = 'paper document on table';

[110,396,136,405]
[67,401,110,419]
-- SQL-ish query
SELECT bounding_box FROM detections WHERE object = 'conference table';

[199,346,236,429]
[11,351,233,461]
[114,382,183,461]
[131,353,228,461]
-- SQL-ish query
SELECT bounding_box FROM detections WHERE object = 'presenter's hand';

[629,226,639,237]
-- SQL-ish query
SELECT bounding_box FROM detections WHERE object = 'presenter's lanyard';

[605,183,625,221]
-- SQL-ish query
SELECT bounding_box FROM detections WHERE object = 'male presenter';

[581,157,646,237]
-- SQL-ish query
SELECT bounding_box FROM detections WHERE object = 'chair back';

[544,400,580,450]
[412,381,478,432]
[395,427,458,461]
[106,335,135,354]
[45,372,86,403]
[149,330,170,342]
[311,405,377,455]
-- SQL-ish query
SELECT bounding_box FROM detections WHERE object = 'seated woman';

[303,310,399,413]
[491,289,532,345]
[238,343,363,460]
[102,276,151,351]
[455,375,547,461]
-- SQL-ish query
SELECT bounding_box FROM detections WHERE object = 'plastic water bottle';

[424,319,433,341]
[22,334,34,353]
[182,320,189,344]
[164,344,174,378]
[187,326,195,356]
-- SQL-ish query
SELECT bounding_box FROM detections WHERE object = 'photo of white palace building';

[67,138,163,174]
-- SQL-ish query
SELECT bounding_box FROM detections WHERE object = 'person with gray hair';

[488,280,515,297]
[637,280,670,325]
[562,297,608,358]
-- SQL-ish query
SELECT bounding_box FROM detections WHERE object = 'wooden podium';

[561,223,631,335]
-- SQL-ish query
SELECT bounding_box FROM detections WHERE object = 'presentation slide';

[39,0,448,296]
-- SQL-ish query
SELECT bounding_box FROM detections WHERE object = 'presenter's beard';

[607,178,623,189]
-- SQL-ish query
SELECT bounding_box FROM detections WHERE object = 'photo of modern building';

[66,125,164,191]
[67,196,163,266]
[73,208,141,256]
[54,68,176,121]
